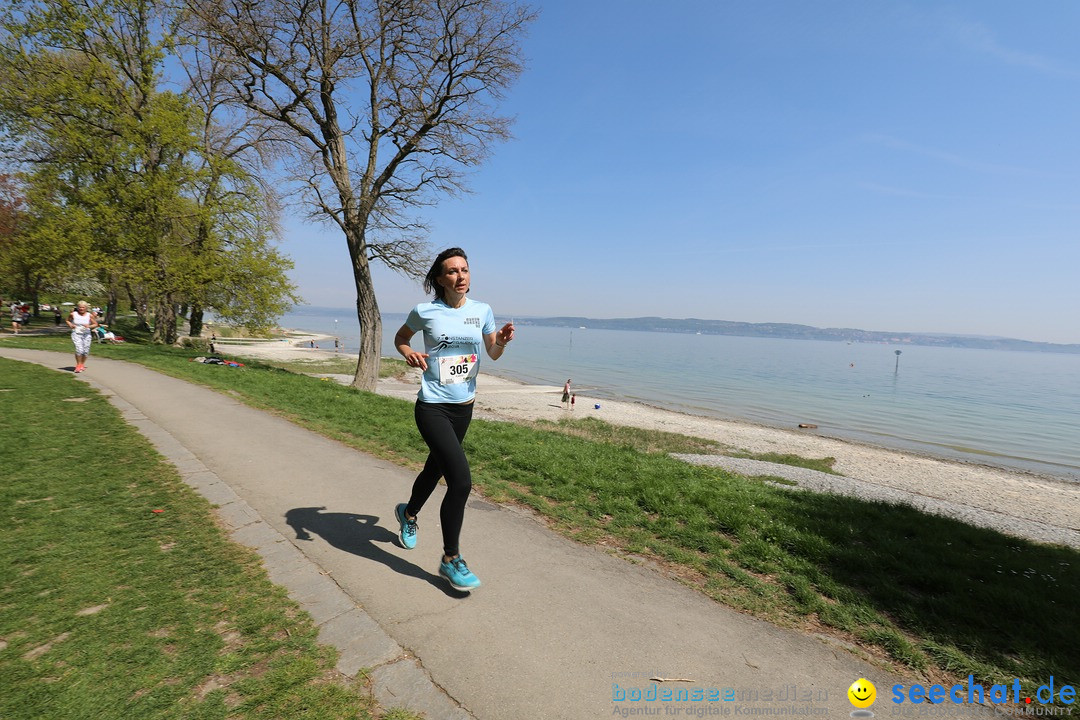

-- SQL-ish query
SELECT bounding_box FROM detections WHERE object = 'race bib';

[438,354,479,385]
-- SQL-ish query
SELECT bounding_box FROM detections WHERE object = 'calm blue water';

[278,307,1080,481]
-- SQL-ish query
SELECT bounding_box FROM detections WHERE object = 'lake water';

[278,307,1080,481]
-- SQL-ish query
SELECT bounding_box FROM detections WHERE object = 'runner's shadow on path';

[284,506,468,597]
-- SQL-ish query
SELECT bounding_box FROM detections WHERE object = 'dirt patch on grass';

[23,632,71,660]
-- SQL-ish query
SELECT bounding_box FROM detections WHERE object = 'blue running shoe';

[439,555,482,591]
[395,503,418,549]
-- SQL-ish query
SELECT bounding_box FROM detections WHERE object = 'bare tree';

[182,0,534,390]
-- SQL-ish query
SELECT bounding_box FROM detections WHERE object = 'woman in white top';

[66,301,99,373]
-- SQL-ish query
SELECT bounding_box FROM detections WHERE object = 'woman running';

[393,248,514,591]
[66,301,98,373]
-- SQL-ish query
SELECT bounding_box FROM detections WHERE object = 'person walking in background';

[66,300,98,373]
[392,247,515,591]
[53,307,62,326]
[11,303,31,331]
[18,304,30,330]
[562,378,572,409]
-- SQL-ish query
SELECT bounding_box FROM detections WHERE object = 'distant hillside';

[521,316,1080,354]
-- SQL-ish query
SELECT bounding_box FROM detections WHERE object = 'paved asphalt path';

[4,349,917,719]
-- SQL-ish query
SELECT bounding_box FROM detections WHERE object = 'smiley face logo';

[848,678,876,708]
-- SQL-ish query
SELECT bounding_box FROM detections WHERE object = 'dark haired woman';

[392,248,514,591]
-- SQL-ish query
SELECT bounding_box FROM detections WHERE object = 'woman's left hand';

[497,322,515,346]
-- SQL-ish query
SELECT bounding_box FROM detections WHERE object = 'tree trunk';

[347,225,381,391]
[189,303,204,337]
[18,269,33,306]
[127,285,152,331]
[105,286,118,326]
[152,295,178,344]
[30,274,43,317]
[352,287,382,392]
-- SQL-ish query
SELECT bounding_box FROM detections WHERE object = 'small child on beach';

[571,394,575,411]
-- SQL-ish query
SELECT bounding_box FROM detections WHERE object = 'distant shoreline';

[518,316,1080,354]
[285,307,1080,353]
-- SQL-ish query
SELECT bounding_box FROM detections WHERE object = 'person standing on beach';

[66,300,98,373]
[562,379,572,409]
[392,247,515,591]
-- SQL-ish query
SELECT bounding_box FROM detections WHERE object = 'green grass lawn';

[3,329,1077,702]
[0,356,417,720]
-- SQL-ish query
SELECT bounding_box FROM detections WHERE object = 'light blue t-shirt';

[406,297,496,403]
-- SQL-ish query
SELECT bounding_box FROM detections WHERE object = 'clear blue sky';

[280,1,1080,345]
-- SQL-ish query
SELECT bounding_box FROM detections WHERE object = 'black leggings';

[405,400,474,558]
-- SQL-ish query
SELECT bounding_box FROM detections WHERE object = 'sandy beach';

[214,331,1080,549]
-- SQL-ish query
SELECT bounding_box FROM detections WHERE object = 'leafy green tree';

[0,173,21,243]
[0,169,85,309]
[1,0,298,341]
[2,0,196,340]
[0,172,27,298]
[0,174,19,240]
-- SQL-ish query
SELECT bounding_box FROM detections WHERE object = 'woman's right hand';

[403,350,429,371]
